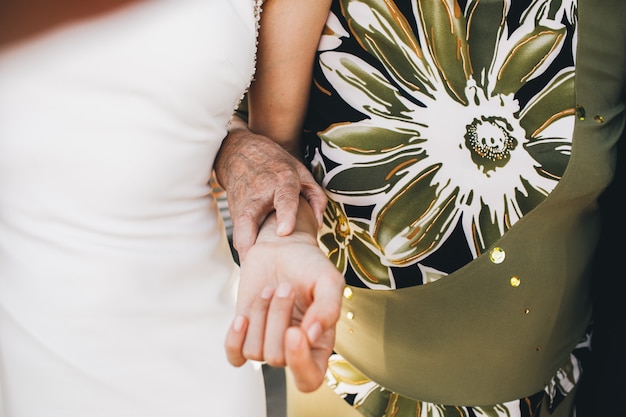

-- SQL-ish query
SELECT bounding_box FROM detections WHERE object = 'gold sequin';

[346,311,354,320]
[510,276,521,287]
[343,287,354,299]
[594,115,605,123]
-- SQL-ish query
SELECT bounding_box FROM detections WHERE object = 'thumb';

[285,327,325,392]
[300,269,344,340]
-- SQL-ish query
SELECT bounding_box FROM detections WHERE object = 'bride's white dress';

[0,1,265,416]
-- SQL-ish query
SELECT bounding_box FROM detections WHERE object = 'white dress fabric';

[0,1,265,416]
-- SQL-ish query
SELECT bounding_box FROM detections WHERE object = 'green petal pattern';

[493,24,567,95]
[340,0,437,97]
[315,0,576,287]
[416,0,472,102]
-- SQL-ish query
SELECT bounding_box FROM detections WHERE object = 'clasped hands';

[217,124,344,392]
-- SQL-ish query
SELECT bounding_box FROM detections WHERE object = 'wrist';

[257,210,319,245]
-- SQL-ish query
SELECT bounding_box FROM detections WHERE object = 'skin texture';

[218,0,341,393]
[214,117,327,260]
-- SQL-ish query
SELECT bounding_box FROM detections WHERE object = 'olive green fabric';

[334,0,626,407]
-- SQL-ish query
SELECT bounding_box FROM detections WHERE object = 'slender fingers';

[241,286,274,361]
[224,314,250,367]
[263,283,296,366]
[225,283,298,367]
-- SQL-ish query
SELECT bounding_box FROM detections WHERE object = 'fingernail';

[276,222,288,236]
[261,286,274,299]
[233,315,246,332]
[276,282,292,298]
[306,322,322,343]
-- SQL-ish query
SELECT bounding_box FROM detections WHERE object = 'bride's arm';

[246,0,331,156]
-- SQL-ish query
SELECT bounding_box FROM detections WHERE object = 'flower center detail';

[464,116,518,174]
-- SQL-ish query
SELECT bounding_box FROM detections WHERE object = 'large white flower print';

[315,0,577,286]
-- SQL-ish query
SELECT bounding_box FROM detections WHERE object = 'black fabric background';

[576,118,626,416]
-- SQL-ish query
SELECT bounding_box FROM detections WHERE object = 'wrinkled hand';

[224,211,344,393]
[215,119,327,260]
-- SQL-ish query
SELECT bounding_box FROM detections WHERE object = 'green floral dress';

[302,0,588,415]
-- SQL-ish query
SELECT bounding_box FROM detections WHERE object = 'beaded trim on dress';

[234,0,263,112]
